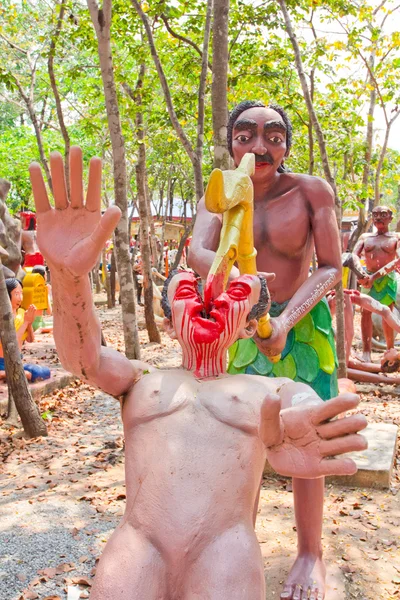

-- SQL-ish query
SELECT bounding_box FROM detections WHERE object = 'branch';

[130,0,196,164]
[0,32,28,55]
[160,14,212,70]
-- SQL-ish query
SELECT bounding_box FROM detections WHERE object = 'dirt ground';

[1,303,399,600]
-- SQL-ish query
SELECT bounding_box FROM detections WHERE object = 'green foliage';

[0,0,399,218]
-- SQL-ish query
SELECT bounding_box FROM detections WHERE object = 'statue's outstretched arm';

[259,385,367,480]
[29,147,137,397]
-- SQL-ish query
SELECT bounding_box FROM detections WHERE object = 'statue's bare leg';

[90,522,167,600]
[382,303,395,351]
[184,524,265,600]
[281,478,325,600]
[361,309,373,362]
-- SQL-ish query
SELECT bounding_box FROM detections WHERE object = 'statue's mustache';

[254,154,274,164]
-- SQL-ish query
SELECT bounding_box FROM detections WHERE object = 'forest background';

[1,0,399,221]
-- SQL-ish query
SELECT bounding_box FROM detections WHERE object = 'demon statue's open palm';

[29,147,121,277]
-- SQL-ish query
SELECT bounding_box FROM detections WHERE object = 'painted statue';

[29,147,367,600]
[189,101,342,599]
[352,206,400,362]
[0,278,51,382]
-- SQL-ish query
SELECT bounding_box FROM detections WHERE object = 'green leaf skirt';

[362,271,397,306]
[227,298,338,401]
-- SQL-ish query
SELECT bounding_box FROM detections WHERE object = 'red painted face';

[232,107,288,183]
[169,272,260,345]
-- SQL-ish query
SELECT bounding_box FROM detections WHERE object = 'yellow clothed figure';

[14,308,29,343]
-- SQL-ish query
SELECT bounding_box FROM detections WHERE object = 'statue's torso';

[253,177,314,303]
[121,370,277,559]
[363,232,399,272]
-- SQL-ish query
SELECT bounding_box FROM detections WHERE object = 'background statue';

[352,206,400,362]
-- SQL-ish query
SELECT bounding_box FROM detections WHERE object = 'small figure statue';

[0,278,51,382]
[352,206,400,362]
[29,147,367,599]
[31,265,53,333]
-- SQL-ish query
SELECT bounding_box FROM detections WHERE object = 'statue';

[0,278,51,382]
[29,147,367,600]
[352,206,400,362]
[189,101,342,599]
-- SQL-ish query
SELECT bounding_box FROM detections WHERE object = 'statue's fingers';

[86,156,102,212]
[50,151,68,209]
[319,433,367,457]
[316,414,367,440]
[312,394,360,425]
[89,206,121,251]
[69,146,84,208]
[259,394,283,447]
[319,456,358,477]
[29,162,51,213]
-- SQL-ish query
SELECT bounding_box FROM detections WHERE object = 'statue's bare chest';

[253,191,311,258]
[124,372,267,434]
[364,234,397,256]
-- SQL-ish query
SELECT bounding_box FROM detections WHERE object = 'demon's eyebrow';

[233,118,258,131]
[264,120,287,132]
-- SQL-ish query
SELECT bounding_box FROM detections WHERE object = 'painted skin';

[189,106,343,599]
[29,147,367,600]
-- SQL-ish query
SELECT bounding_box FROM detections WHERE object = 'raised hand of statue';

[23,304,36,324]
[260,393,367,479]
[29,147,121,278]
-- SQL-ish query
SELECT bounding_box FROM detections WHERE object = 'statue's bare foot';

[361,351,372,363]
[281,553,326,599]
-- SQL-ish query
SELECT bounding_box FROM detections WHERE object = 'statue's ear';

[163,317,177,339]
[238,318,257,339]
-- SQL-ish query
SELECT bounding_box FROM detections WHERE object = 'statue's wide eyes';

[226,283,249,300]
[174,285,200,300]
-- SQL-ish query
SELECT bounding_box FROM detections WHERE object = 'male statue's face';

[168,272,260,348]
[231,107,288,183]
[372,207,392,232]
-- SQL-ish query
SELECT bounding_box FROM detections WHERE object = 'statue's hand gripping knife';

[204,153,280,362]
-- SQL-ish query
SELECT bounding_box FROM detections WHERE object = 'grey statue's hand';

[29,147,121,277]
[262,393,368,479]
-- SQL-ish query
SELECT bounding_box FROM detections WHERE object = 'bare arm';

[280,177,341,331]
[352,235,366,272]
[30,147,138,398]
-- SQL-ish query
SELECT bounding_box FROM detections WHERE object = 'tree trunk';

[212,0,231,170]
[110,248,116,307]
[347,54,376,251]
[102,247,112,309]
[135,63,161,343]
[93,260,101,294]
[374,112,400,207]
[0,179,22,273]
[279,0,339,214]
[211,0,230,170]
[172,221,195,271]
[0,261,47,437]
[48,0,70,194]
[87,0,140,359]
[131,0,212,202]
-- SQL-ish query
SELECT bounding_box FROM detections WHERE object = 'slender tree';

[87,0,140,359]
